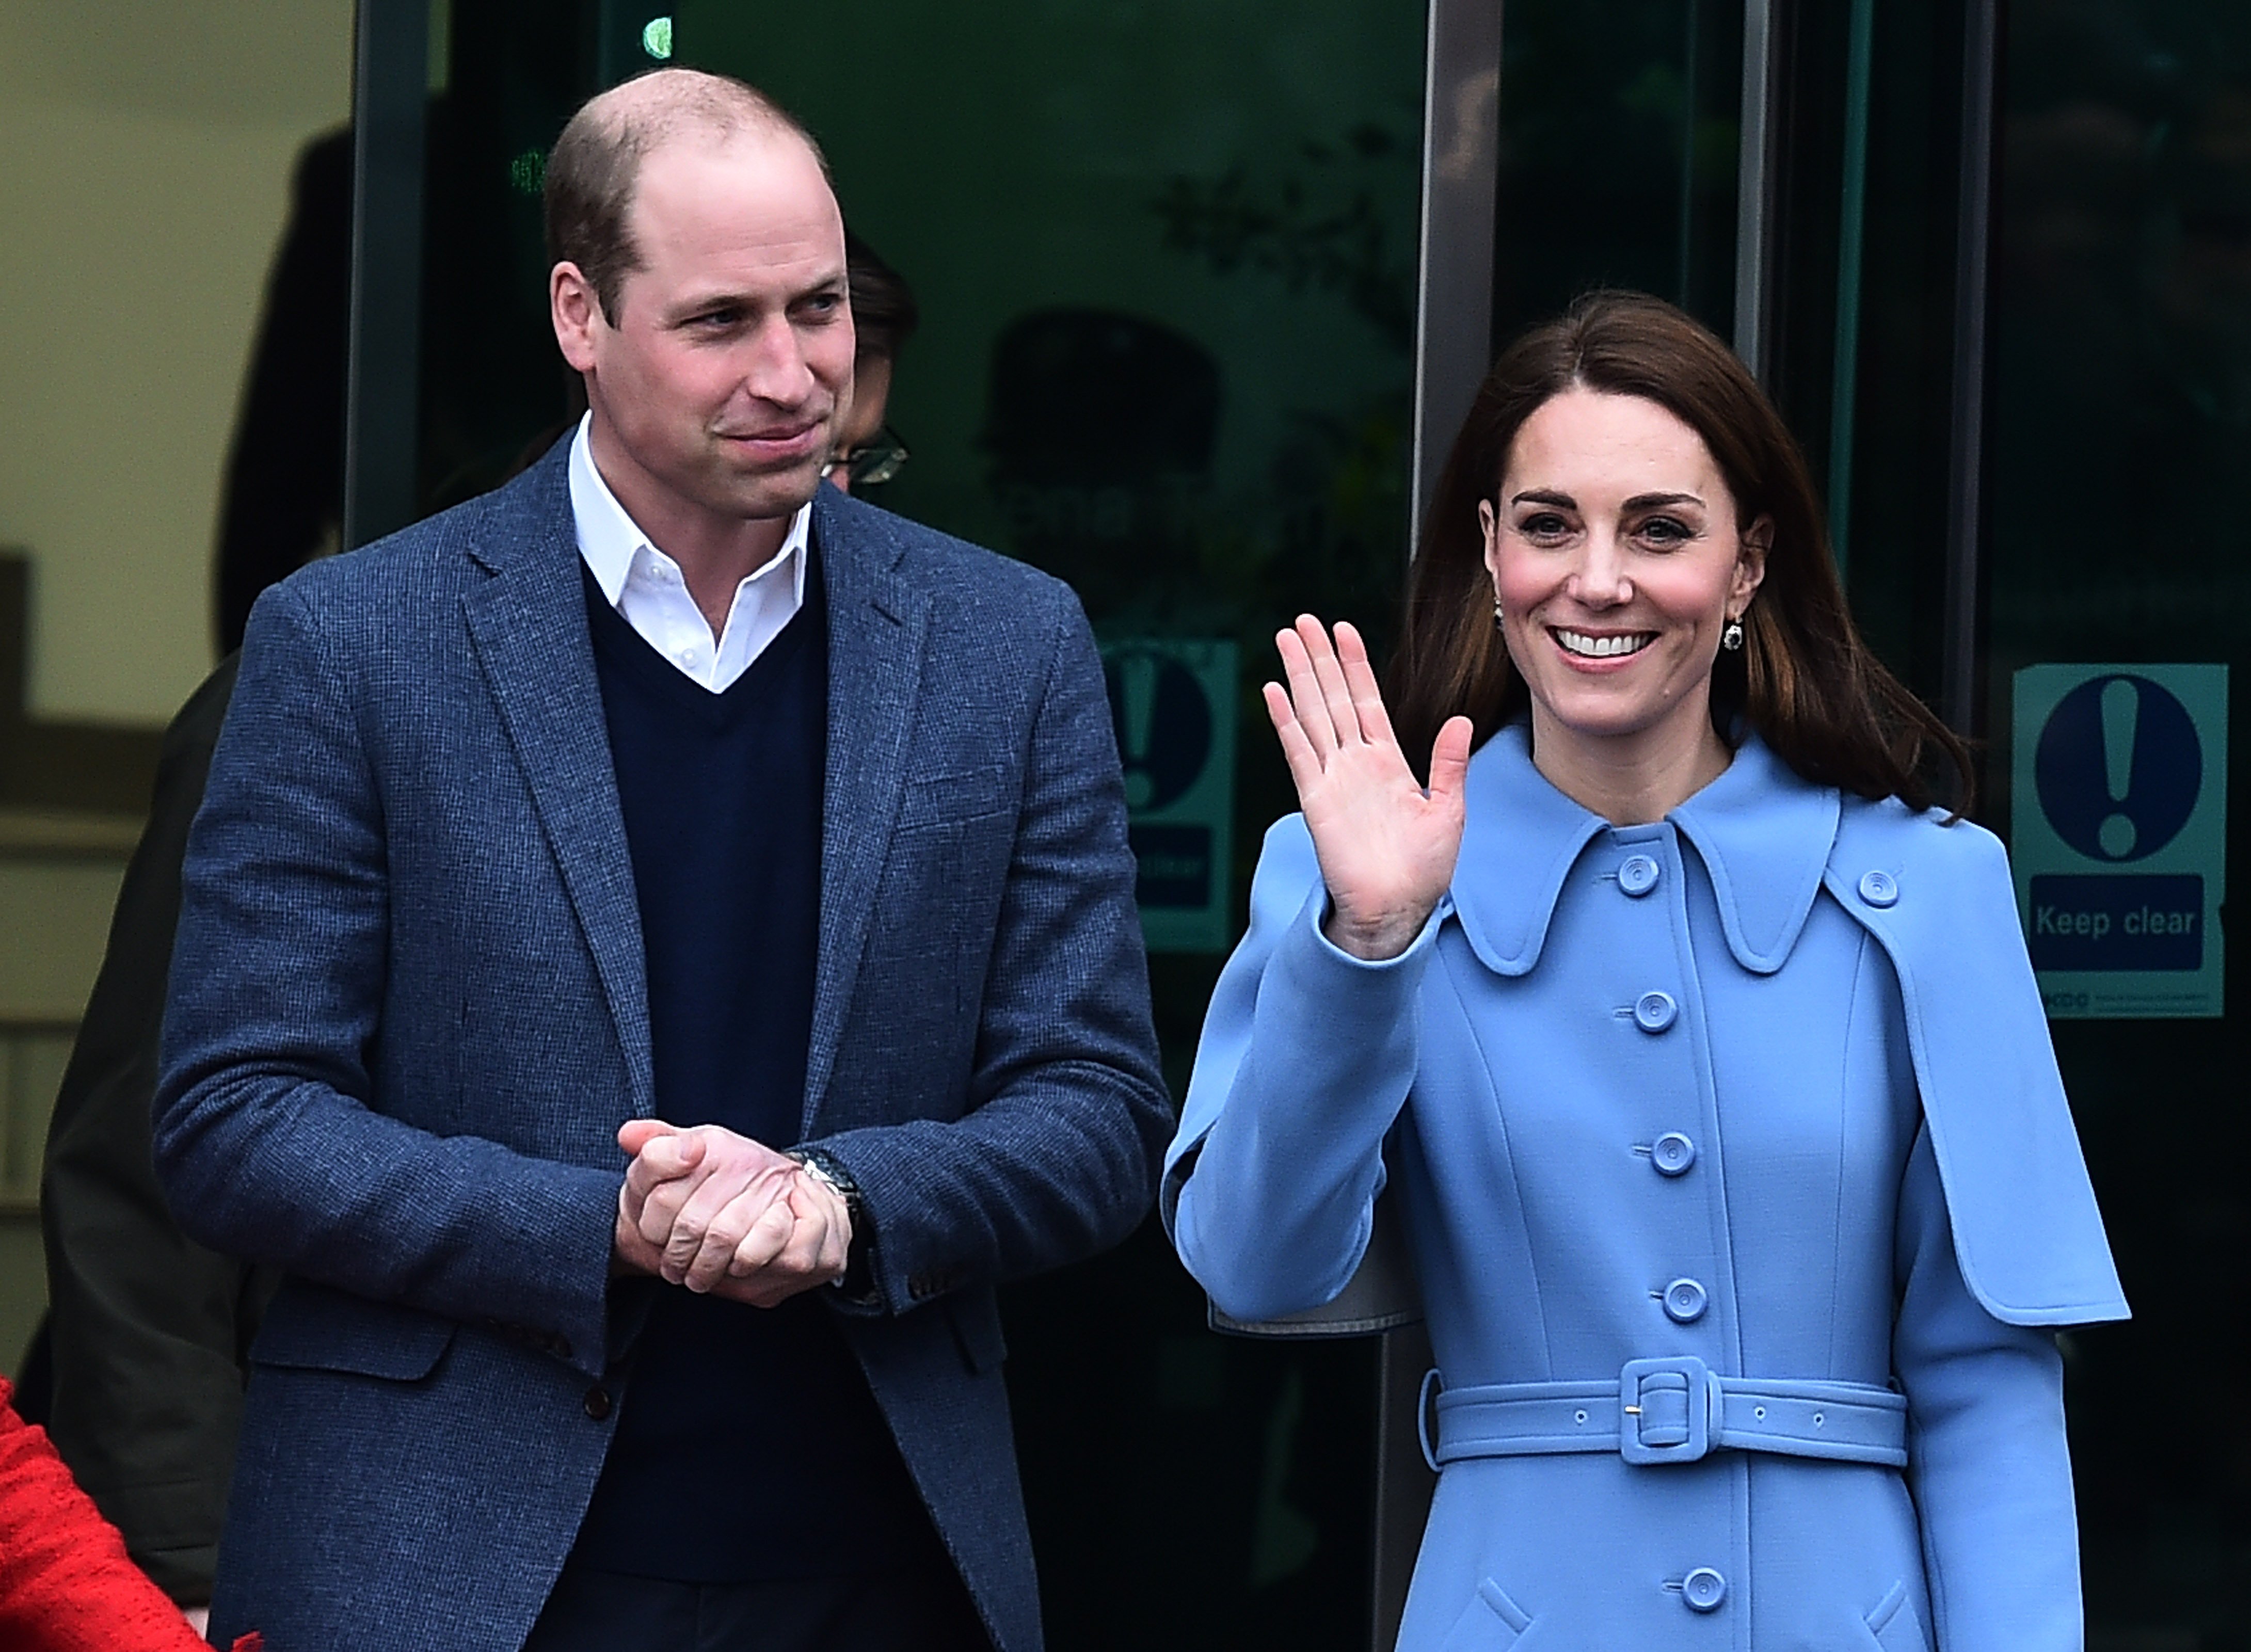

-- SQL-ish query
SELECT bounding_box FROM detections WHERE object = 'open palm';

[1264,615,1472,960]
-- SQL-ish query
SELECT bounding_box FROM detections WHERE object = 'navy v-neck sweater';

[569,562,929,1581]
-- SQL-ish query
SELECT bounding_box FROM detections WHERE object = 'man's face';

[553,129,854,541]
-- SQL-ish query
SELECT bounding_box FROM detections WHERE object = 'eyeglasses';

[825,426,911,488]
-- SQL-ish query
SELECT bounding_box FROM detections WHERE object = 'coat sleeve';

[796,592,1174,1313]
[1892,1127,2084,1652]
[153,581,621,1374]
[39,654,276,1608]
[1162,816,1439,1323]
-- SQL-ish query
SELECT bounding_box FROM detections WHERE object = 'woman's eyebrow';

[1509,488,1576,508]
[1622,491,1704,511]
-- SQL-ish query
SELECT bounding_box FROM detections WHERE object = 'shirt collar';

[567,412,811,606]
[1448,721,1842,978]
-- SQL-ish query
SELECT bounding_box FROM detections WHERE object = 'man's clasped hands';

[611,1121,852,1307]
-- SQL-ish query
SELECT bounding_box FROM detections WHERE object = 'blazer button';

[1662,1278,1709,1324]
[1633,990,1678,1033]
[1682,1567,1727,1612]
[1857,869,1899,908]
[583,1385,613,1421]
[1652,1132,1697,1176]
[1618,854,1661,897]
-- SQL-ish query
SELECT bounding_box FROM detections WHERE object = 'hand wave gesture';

[1263,616,1472,961]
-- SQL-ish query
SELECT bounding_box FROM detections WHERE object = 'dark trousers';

[519,1549,992,1652]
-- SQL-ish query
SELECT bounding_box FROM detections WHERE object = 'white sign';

[2011,664,2228,1019]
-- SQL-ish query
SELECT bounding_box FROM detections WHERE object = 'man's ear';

[550,262,603,373]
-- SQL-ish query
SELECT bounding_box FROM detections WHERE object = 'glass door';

[1752,1,2251,1641]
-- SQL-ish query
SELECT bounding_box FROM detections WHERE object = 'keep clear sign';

[2011,664,2228,1019]
[1103,640,1237,953]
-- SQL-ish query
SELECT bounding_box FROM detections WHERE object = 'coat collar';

[1449,723,1841,978]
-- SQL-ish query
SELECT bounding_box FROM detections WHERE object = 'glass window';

[1488,0,1743,346]
[1988,3,2251,1638]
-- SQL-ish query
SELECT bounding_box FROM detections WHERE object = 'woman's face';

[1480,387,1767,766]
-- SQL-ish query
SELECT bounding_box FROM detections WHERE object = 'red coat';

[0,1380,258,1652]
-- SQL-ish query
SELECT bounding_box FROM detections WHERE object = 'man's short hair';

[544,68,826,326]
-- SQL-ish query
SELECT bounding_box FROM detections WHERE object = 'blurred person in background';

[826,228,917,496]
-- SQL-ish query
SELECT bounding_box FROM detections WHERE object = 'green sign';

[2011,663,2228,1019]
[1103,639,1237,953]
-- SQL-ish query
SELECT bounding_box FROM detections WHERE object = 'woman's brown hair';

[1387,290,1972,813]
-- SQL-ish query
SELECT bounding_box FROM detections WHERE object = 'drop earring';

[1493,601,1505,629]
[1721,616,1745,652]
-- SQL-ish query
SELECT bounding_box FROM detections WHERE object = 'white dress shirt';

[568,413,810,693]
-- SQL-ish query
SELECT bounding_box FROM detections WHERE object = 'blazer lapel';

[459,468,654,1118]
[804,495,930,1131]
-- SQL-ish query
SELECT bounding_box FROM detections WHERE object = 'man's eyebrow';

[664,290,755,322]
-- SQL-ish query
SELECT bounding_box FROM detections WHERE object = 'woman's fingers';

[1263,681,1327,799]
[1274,625,1339,758]
[1333,621,1398,749]
[1296,616,1363,746]
[1428,715,1475,805]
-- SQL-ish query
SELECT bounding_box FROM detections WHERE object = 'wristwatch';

[787,1147,877,1305]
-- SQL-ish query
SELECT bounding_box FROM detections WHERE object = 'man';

[154,69,1169,1652]
[38,214,912,1641]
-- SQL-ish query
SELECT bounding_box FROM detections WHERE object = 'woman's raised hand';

[1264,616,1473,961]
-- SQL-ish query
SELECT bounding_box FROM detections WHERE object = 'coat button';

[1633,990,1678,1033]
[1652,1132,1696,1176]
[1618,855,1661,897]
[1662,1278,1709,1323]
[583,1385,612,1421]
[1682,1567,1727,1612]
[1857,869,1898,908]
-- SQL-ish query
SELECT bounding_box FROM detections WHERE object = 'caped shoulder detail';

[1827,798,2129,1326]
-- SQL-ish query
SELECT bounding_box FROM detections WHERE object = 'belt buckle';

[1620,1356,1716,1466]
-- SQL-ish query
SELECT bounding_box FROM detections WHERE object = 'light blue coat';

[1166,726,2127,1651]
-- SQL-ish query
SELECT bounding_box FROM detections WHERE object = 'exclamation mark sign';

[1120,653,1158,809]
[2098,677,2138,858]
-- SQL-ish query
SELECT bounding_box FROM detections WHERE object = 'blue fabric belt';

[1423,1357,1909,1470]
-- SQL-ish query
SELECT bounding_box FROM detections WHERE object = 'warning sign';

[1103,640,1237,953]
[2011,664,2228,1019]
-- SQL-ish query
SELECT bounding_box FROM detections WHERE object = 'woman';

[0,1377,261,1650]
[1164,292,2126,1650]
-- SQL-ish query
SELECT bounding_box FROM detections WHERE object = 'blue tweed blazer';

[153,441,1170,1652]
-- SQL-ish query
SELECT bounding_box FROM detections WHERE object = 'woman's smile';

[1549,625,1656,663]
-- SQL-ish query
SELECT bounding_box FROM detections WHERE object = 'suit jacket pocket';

[896,765,1010,830]
[248,1279,457,1382]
